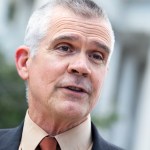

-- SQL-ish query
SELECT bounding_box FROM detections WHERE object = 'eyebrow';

[51,34,110,53]
[51,34,80,43]
[91,41,110,54]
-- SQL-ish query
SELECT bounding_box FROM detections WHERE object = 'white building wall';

[132,47,150,150]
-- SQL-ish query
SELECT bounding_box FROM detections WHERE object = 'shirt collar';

[20,111,48,150]
[20,111,92,150]
[55,115,92,150]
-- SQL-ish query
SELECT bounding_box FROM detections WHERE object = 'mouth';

[63,86,88,94]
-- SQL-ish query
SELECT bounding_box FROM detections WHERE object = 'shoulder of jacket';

[0,128,17,138]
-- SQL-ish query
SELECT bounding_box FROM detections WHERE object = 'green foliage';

[0,52,27,128]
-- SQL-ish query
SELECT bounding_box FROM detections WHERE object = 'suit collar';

[91,122,102,150]
[0,123,23,150]
[91,122,123,150]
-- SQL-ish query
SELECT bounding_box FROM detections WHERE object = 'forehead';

[44,7,113,51]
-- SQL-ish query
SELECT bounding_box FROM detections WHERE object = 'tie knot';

[39,136,57,150]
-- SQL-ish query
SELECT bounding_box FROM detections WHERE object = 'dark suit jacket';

[0,122,123,150]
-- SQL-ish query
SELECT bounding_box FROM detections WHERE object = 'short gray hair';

[24,0,114,57]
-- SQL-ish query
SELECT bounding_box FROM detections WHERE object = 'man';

[0,0,124,149]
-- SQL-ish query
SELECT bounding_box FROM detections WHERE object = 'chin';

[59,102,88,120]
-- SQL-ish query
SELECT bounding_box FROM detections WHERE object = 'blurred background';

[0,0,150,150]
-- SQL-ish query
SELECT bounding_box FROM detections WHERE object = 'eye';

[89,52,104,63]
[92,53,103,60]
[55,44,72,53]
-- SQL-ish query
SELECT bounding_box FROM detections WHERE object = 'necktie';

[39,136,58,150]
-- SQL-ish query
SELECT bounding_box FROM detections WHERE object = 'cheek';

[92,69,107,95]
[40,59,68,84]
[89,70,106,109]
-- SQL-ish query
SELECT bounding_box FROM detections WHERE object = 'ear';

[15,45,30,80]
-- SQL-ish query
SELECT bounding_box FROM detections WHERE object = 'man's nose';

[67,55,91,77]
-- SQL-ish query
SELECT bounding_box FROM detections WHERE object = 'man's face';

[20,7,113,124]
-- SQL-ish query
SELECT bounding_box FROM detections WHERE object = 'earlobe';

[15,45,30,80]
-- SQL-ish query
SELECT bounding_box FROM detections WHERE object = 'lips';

[57,78,92,95]
[60,84,90,95]
[65,86,86,93]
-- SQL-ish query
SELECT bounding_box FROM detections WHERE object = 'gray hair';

[24,0,114,57]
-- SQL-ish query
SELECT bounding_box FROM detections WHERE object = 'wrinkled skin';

[15,6,113,135]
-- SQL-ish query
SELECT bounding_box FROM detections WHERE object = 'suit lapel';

[91,122,123,150]
[0,123,23,150]
[91,122,102,150]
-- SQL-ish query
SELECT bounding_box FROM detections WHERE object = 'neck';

[28,109,88,135]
